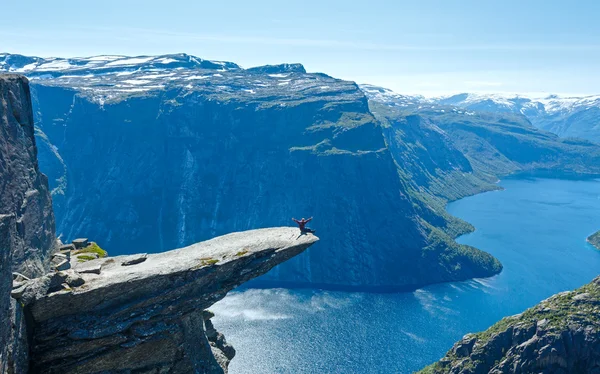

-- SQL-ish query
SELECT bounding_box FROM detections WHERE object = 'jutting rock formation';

[15,228,318,373]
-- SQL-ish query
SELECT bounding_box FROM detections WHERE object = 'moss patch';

[73,242,107,258]
[77,255,97,262]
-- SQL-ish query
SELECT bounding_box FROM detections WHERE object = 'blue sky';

[2,0,600,95]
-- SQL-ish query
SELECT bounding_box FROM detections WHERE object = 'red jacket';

[292,217,312,230]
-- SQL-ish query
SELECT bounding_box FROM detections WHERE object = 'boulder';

[53,259,70,271]
[121,253,148,266]
[59,244,76,252]
[72,238,89,249]
[74,262,102,275]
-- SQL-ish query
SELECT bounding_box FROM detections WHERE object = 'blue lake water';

[212,178,600,374]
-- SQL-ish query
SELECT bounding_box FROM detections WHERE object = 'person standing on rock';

[292,217,315,233]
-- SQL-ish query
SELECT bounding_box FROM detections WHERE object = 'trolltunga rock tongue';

[24,227,318,374]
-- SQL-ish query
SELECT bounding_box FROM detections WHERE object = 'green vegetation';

[77,255,97,262]
[191,257,220,270]
[588,230,600,250]
[235,250,249,257]
[73,242,107,258]
[420,222,503,279]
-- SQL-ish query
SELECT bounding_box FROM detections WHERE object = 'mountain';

[0,53,505,290]
[363,85,600,180]
[360,85,600,143]
[364,86,600,238]
[419,276,600,374]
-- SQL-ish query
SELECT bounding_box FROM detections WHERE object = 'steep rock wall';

[31,81,500,290]
[0,74,56,373]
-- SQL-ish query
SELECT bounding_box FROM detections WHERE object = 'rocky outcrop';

[419,276,600,374]
[14,227,318,373]
[0,74,56,373]
[588,231,600,250]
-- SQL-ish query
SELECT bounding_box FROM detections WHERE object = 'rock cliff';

[419,276,600,374]
[4,53,502,290]
[0,74,56,373]
[0,74,56,275]
[14,227,318,374]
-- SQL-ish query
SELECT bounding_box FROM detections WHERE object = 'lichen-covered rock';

[26,227,318,374]
[0,74,56,374]
[419,276,600,374]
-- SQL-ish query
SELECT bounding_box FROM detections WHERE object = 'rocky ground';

[419,275,600,374]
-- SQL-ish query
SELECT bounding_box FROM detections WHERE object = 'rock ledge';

[18,227,318,374]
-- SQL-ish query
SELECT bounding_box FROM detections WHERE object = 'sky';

[2,0,600,95]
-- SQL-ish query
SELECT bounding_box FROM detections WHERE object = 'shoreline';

[588,230,600,250]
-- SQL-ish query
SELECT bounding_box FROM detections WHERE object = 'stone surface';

[72,238,88,248]
[53,259,71,271]
[59,243,75,252]
[24,227,318,373]
[120,253,147,266]
[0,74,56,374]
[419,276,600,374]
[74,262,102,275]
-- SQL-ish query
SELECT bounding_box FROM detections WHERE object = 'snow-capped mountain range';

[360,84,600,142]
[0,52,240,75]
[0,53,352,107]
[1,53,598,142]
[360,83,600,115]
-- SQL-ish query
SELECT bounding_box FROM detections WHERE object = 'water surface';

[212,178,600,373]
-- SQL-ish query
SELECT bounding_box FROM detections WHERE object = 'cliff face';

[420,276,600,374]
[0,75,55,275]
[0,75,56,373]
[20,56,502,290]
[14,227,318,374]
